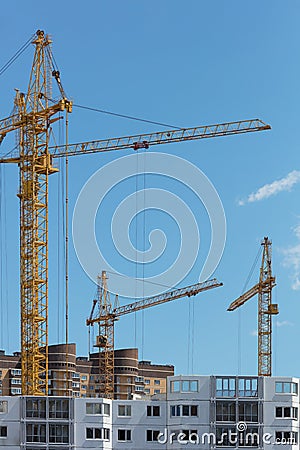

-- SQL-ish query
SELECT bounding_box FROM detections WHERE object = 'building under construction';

[0,30,292,449]
[0,374,299,448]
[0,344,173,399]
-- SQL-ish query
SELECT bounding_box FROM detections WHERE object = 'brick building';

[0,344,174,399]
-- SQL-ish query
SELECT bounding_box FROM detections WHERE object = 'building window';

[216,378,236,397]
[26,424,46,443]
[11,378,21,384]
[147,405,160,416]
[216,401,235,422]
[171,380,180,392]
[145,379,150,385]
[135,376,144,383]
[238,378,258,397]
[239,402,258,422]
[86,427,110,440]
[118,429,131,441]
[118,405,131,416]
[49,399,69,419]
[182,380,198,392]
[240,427,259,447]
[275,406,298,419]
[171,380,198,393]
[0,401,7,414]
[154,379,161,385]
[146,430,160,441]
[216,426,237,447]
[180,430,198,443]
[0,426,7,438]
[86,403,100,415]
[26,399,46,418]
[135,385,144,392]
[49,424,69,443]
[11,369,21,376]
[11,388,22,395]
[154,389,161,394]
[171,405,198,417]
[275,431,298,445]
[217,424,259,446]
[145,388,150,394]
[171,405,181,417]
[81,375,87,381]
[275,381,298,394]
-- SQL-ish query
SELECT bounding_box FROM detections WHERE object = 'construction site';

[0,4,298,449]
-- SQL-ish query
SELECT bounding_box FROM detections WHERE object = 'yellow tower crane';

[227,237,278,376]
[0,30,271,395]
[87,271,223,398]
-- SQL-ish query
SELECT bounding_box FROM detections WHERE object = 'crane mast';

[258,237,278,376]
[0,30,271,395]
[87,275,223,398]
[0,31,72,395]
[18,31,62,396]
[227,237,278,376]
[93,272,116,398]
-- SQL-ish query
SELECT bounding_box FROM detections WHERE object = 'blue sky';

[0,1,299,378]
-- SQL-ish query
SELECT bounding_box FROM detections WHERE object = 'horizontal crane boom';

[50,118,270,158]
[227,277,276,311]
[87,278,223,325]
[0,118,270,163]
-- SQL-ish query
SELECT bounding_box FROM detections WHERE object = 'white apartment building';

[0,374,298,449]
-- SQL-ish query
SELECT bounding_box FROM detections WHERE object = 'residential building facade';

[0,375,298,448]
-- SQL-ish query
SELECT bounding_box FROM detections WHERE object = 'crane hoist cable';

[73,103,182,129]
[237,244,263,373]
[42,96,182,129]
[241,245,263,294]
[0,33,35,77]
[105,269,181,290]
[0,165,3,348]
[0,165,9,351]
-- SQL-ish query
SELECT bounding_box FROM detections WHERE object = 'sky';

[0,1,299,379]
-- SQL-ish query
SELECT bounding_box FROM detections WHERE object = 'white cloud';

[250,329,258,337]
[276,320,294,327]
[239,170,300,205]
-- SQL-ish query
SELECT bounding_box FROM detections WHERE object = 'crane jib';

[48,118,271,159]
[0,118,271,163]
[87,278,223,325]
